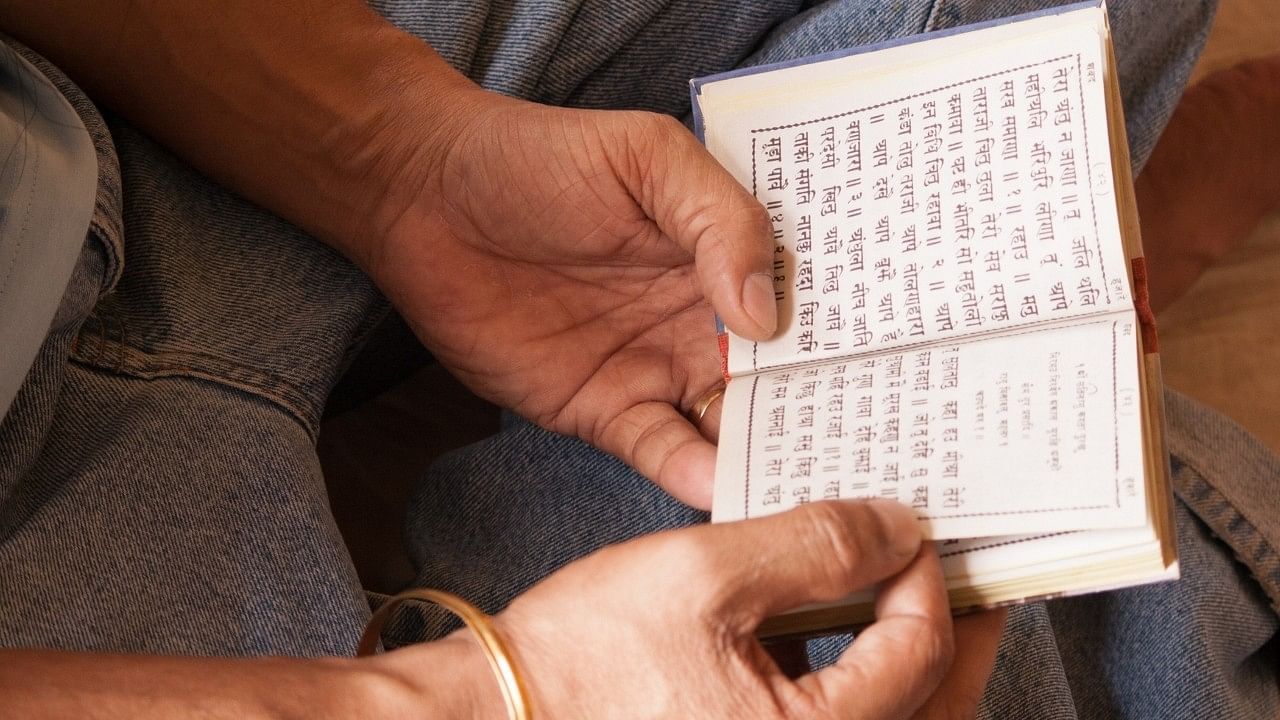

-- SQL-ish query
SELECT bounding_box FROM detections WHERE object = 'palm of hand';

[371,98,774,507]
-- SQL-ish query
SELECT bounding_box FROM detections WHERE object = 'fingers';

[911,608,1006,720]
[692,500,922,626]
[798,546,954,719]
[595,401,717,509]
[621,113,777,341]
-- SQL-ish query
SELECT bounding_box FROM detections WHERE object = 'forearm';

[0,0,470,267]
[0,638,489,718]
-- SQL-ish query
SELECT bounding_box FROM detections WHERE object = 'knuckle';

[799,502,867,592]
[742,202,773,241]
[700,202,771,259]
[855,502,897,555]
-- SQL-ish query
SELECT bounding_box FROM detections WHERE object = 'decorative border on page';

[745,54,1113,370]
[739,318,1126,521]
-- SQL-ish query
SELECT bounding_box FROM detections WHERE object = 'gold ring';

[690,384,726,424]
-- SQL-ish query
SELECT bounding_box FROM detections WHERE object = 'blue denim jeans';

[3,1,1277,717]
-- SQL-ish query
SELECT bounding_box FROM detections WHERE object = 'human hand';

[0,499,999,719]
[361,87,774,509]
[912,608,1005,719]
[374,499,960,718]
[346,56,1005,720]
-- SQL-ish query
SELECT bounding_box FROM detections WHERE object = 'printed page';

[711,313,1147,539]
[697,9,1130,376]
[775,524,1170,628]
[793,524,1163,607]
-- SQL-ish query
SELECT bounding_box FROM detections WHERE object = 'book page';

[937,526,1154,583]
[698,11,1131,376]
[711,313,1147,539]
[762,523,1173,635]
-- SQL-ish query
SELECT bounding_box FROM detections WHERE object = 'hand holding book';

[693,1,1178,634]
[363,90,785,509]
[460,500,990,719]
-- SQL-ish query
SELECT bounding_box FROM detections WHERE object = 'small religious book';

[691,1,1177,637]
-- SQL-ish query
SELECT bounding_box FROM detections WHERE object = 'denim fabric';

[3,0,1277,717]
[407,408,1280,719]
[0,40,377,656]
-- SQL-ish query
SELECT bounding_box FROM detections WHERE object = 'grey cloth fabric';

[409,402,1280,719]
[0,38,380,655]
[0,43,96,418]
[2,0,1277,717]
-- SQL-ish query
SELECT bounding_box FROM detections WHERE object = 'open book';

[691,1,1177,637]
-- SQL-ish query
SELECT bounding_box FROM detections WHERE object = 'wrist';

[5,0,483,281]
[363,633,511,719]
[263,15,488,276]
[318,33,489,273]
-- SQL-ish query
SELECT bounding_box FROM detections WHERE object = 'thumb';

[690,499,924,628]
[623,112,778,341]
[798,546,954,719]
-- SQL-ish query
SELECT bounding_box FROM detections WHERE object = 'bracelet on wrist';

[358,588,532,720]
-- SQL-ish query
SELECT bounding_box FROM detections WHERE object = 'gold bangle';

[358,588,532,720]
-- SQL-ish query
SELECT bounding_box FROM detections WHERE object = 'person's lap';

[409,401,1280,718]
[392,2,1277,716]
[0,34,383,653]
[4,0,1276,716]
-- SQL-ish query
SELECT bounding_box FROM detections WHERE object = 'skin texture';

[371,96,777,508]
[0,501,990,719]
[0,1,1003,717]
[1136,55,1280,312]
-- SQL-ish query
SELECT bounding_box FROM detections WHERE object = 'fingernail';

[741,273,778,336]
[865,499,922,558]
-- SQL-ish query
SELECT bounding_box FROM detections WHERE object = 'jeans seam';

[69,331,321,439]
[87,219,123,296]
[1173,466,1280,616]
